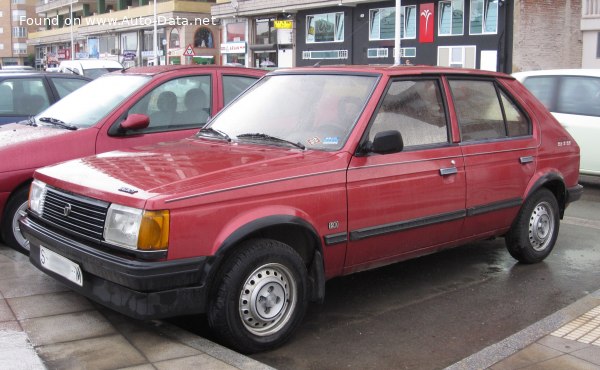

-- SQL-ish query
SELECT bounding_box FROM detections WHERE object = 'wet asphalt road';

[179,177,600,370]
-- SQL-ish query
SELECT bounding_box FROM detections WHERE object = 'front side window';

[128,75,212,132]
[50,77,89,99]
[306,12,344,43]
[449,79,530,141]
[556,76,600,117]
[222,75,258,106]
[209,74,378,151]
[369,6,416,40]
[368,79,448,148]
[470,0,498,34]
[439,0,464,36]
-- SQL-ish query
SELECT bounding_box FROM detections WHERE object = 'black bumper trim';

[567,184,584,204]
[21,216,208,319]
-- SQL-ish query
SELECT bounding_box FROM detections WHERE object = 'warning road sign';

[183,44,195,57]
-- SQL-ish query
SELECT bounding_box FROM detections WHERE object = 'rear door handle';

[439,167,458,176]
[520,156,534,164]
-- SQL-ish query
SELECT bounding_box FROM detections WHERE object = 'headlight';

[29,180,47,215]
[104,204,169,251]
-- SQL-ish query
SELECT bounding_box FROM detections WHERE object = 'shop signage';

[123,51,136,61]
[274,20,293,29]
[220,42,246,54]
[419,3,435,43]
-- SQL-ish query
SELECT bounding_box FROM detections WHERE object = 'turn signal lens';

[137,210,170,251]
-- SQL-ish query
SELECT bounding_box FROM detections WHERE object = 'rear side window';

[556,76,600,117]
[222,75,258,106]
[368,79,448,148]
[449,79,530,142]
[50,77,89,99]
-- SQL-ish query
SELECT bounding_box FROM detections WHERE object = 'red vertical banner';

[419,3,435,43]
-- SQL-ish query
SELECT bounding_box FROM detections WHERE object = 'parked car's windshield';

[207,74,378,150]
[35,74,150,128]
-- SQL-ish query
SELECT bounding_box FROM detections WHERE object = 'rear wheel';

[1,187,30,255]
[505,188,559,264]
[207,238,308,353]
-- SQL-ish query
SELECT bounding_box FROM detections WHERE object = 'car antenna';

[313,61,321,68]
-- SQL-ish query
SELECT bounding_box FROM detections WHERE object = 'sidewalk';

[0,244,273,370]
[2,240,600,370]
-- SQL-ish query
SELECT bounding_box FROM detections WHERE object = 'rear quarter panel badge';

[118,187,138,194]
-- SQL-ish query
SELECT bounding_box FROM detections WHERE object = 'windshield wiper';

[19,116,38,127]
[237,133,306,150]
[38,117,78,130]
[197,127,231,142]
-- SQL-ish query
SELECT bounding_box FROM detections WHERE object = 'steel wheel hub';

[12,200,30,252]
[529,201,554,251]
[239,263,296,336]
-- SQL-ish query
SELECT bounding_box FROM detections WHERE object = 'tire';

[207,238,308,353]
[505,188,560,264]
[1,187,30,255]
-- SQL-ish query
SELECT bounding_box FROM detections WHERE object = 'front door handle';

[440,167,458,176]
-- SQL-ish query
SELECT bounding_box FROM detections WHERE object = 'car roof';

[0,71,91,79]
[120,64,266,76]
[513,69,600,79]
[60,59,123,68]
[268,65,513,79]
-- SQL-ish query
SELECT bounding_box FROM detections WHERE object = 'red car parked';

[0,65,265,253]
[21,66,582,353]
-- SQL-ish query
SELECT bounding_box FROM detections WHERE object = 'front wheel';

[505,188,560,264]
[1,187,30,255]
[207,238,308,353]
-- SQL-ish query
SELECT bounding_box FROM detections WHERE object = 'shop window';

[470,0,498,35]
[306,12,344,43]
[255,19,276,45]
[194,28,214,48]
[226,22,245,42]
[369,6,416,40]
[439,0,464,36]
[170,28,180,48]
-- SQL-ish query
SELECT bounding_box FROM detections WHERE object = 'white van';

[513,69,600,176]
[59,59,123,79]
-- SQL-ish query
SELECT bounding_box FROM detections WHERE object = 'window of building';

[368,48,389,58]
[12,42,27,55]
[11,10,26,21]
[368,79,448,148]
[195,28,214,48]
[470,0,498,34]
[0,44,4,50]
[226,22,245,42]
[12,0,25,4]
[437,45,476,68]
[369,6,416,40]
[306,12,344,43]
[0,28,3,34]
[439,0,464,36]
[12,27,27,38]
[449,79,530,141]
[597,32,600,59]
[169,29,180,49]
[302,50,348,60]
[255,18,276,45]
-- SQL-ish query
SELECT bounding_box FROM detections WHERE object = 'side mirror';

[120,114,150,131]
[372,130,404,154]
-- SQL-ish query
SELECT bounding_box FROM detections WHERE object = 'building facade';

[581,0,600,68]
[0,0,39,66]
[27,0,221,69]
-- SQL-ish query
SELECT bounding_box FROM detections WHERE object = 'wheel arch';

[204,215,326,304]
[525,172,568,218]
[1,179,32,225]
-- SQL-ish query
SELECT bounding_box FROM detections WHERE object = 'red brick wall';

[512,0,582,71]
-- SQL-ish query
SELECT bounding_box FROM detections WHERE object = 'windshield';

[207,74,378,151]
[36,74,150,128]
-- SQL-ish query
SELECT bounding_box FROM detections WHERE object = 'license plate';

[40,246,83,287]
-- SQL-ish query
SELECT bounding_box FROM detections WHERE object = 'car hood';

[35,137,350,209]
[0,122,69,147]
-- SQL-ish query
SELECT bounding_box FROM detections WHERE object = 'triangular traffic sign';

[183,44,195,56]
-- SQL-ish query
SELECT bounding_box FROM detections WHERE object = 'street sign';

[183,44,195,57]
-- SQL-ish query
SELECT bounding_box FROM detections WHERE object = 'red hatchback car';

[21,66,582,353]
[0,65,265,253]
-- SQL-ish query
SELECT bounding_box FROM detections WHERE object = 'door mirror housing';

[120,114,150,131]
[371,130,404,154]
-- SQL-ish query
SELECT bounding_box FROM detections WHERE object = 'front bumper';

[21,216,209,320]
[566,184,584,205]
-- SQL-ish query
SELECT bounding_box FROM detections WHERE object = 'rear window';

[556,76,600,117]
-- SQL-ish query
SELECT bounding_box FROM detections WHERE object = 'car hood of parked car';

[34,136,349,209]
[0,122,69,146]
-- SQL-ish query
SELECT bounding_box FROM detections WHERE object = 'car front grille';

[42,187,109,240]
